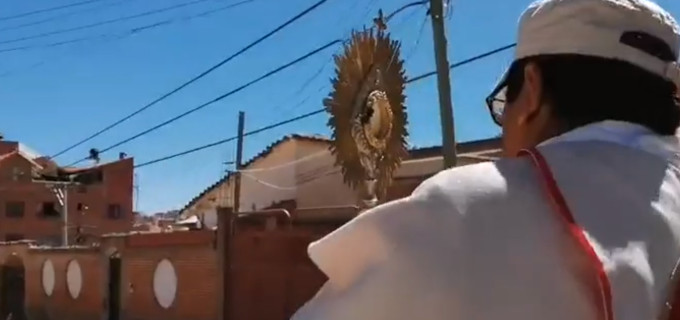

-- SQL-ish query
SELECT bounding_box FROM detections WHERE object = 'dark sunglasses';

[485,59,527,126]
[485,83,507,126]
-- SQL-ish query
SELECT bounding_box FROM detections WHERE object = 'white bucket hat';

[486,0,680,125]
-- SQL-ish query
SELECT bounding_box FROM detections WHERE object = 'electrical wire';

[84,40,340,164]
[406,43,516,83]
[132,42,517,169]
[0,2,247,78]
[390,0,423,32]
[0,0,106,23]
[259,0,378,121]
[279,83,328,117]
[50,0,329,160]
[273,0,382,117]
[0,0,256,55]
[0,0,217,46]
[275,56,331,116]
[275,0,408,118]
[67,1,430,166]
[403,11,428,61]
[134,108,327,168]
[386,0,428,21]
[0,0,131,33]
[239,149,330,173]
[240,167,340,190]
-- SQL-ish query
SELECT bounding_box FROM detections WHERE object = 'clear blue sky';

[2,0,679,214]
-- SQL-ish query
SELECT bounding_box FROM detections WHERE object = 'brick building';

[0,140,134,245]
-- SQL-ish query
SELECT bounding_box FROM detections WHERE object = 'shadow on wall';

[0,253,25,320]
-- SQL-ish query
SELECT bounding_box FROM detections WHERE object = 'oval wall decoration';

[66,259,83,299]
[152,259,177,309]
[41,259,55,296]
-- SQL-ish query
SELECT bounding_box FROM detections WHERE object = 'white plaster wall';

[181,138,502,219]
[293,140,357,208]
[238,140,297,211]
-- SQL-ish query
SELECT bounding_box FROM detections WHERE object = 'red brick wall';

[24,249,103,320]
[0,215,349,320]
[120,232,218,320]
[229,229,328,320]
[0,231,218,320]
[216,204,350,320]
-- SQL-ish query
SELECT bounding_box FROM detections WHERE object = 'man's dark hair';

[505,54,680,135]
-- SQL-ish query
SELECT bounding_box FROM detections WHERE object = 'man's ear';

[521,62,544,122]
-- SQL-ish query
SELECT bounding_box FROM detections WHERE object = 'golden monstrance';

[324,14,409,209]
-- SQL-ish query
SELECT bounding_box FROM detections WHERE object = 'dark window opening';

[10,167,25,182]
[74,169,104,185]
[40,202,60,218]
[5,202,24,218]
[107,204,123,219]
[4,234,23,242]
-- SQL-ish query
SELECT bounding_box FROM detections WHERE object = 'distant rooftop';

[17,143,41,159]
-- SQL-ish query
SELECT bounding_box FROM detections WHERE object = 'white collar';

[540,120,680,163]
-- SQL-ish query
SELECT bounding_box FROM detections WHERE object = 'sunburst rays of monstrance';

[324,15,408,210]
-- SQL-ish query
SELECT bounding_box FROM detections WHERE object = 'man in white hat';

[292,0,680,319]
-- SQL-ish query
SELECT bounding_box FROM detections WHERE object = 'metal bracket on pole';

[34,180,78,246]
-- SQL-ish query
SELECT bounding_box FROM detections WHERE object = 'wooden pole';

[217,207,234,320]
[233,111,245,214]
[219,111,245,320]
[429,0,457,168]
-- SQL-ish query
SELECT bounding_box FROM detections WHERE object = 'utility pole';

[62,185,69,246]
[233,111,245,216]
[219,111,245,320]
[429,0,457,168]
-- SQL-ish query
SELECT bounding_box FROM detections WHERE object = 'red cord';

[519,148,614,320]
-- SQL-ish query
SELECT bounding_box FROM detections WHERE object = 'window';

[77,203,89,215]
[5,234,23,242]
[107,204,123,219]
[74,169,104,185]
[40,202,61,218]
[7,167,27,182]
[11,167,22,181]
[5,201,24,218]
